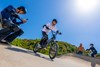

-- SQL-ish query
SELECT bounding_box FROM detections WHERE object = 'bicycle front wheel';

[49,42,58,59]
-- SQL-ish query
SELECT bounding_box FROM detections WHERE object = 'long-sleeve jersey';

[1,5,23,25]
[42,23,58,34]
[89,47,97,53]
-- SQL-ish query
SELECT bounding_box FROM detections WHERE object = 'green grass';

[11,38,77,56]
[11,38,100,58]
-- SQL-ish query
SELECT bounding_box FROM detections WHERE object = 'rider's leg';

[92,52,97,57]
[40,31,48,47]
[4,29,24,43]
[0,20,13,41]
[0,28,12,41]
[91,53,95,57]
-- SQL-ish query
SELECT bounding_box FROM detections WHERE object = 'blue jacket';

[89,47,97,54]
[1,5,23,25]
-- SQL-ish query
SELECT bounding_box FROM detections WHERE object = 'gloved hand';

[57,30,62,35]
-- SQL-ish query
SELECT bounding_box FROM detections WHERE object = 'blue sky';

[0,0,100,52]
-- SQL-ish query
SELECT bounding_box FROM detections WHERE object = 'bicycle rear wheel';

[49,42,58,59]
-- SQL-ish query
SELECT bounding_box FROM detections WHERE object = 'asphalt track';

[0,44,100,67]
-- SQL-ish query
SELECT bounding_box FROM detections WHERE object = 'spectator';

[77,43,84,55]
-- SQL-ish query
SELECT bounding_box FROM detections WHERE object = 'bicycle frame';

[45,30,60,47]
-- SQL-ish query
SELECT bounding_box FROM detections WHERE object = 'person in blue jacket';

[86,44,97,57]
[0,5,27,45]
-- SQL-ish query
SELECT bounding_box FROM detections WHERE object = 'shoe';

[1,39,7,42]
[0,40,12,48]
[43,48,47,50]
[1,40,11,45]
[6,42,12,48]
[0,40,8,44]
[37,44,42,48]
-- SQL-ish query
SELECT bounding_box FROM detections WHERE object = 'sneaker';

[0,40,8,44]
[1,39,7,42]
[43,48,47,50]
[6,42,12,48]
[37,44,42,48]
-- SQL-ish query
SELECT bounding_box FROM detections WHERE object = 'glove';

[57,30,62,35]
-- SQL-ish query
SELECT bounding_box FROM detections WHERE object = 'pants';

[91,52,97,57]
[0,20,24,42]
[77,51,83,55]
[40,31,48,47]
[4,29,24,42]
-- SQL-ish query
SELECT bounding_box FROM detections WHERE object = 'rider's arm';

[43,23,51,29]
[86,47,94,51]
[43,23,58,32]
[86,48,90,51]
[12,18,23,25]
[43,25,50,29]
[52,26,58,32]
[10,13,25,25]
